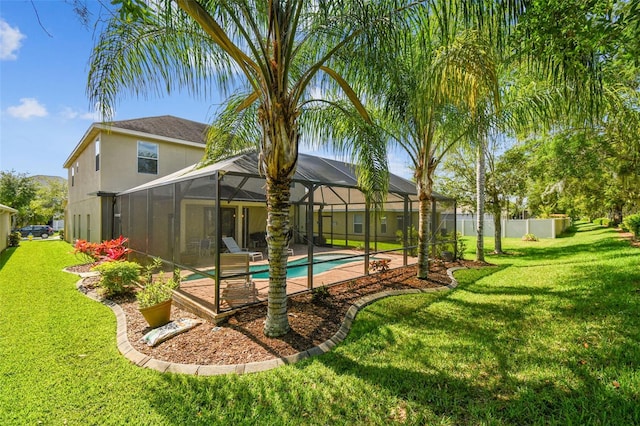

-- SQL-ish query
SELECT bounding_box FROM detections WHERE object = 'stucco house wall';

[64,116,208,243]
[0,203,18,253]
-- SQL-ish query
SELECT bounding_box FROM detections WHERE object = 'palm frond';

[202,92,261,165]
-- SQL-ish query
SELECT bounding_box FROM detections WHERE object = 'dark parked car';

[16,225,54,239]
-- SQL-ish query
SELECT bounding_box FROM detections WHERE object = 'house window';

[137,141,158,174]
[396,215,404,232]
[71,167,75,187]
[353,214,363,234]
[380,216,387,234]
[95,139,100,171]
[87,214,90,242]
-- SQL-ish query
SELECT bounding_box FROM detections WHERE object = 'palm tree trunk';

[259,100,298,338]
[416,166,433,279]
[263,176,292,337]
[476,137,486,262]
[417,196,430,279]
[493,203,503,254]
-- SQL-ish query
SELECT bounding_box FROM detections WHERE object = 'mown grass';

[1,223,638,425]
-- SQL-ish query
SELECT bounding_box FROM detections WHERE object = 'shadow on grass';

[0,246,17,272]
[556,225,578,238]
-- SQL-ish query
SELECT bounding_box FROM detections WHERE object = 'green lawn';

[1,223,638,425]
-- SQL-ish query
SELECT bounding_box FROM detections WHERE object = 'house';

[63,115,209,243]
[0,203,18,253]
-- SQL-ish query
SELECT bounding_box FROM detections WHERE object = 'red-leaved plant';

[74,236,132,263]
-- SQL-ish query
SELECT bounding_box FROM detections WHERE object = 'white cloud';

[7,98,48,119]
[0,19,25,61]
[58,104,110,122]
[80,110,103,121]
[60,107,79,120]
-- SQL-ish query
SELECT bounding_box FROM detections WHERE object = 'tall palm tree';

[373,26,500,279]
[89,0,414,337]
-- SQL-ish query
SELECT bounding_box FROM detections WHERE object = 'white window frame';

[137,141,158,175]
[353,213,363,234]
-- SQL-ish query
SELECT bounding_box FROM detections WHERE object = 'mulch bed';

[73,259,483,365]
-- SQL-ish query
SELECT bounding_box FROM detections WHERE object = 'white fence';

[457,217,572,239]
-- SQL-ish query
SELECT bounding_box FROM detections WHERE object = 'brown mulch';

[73,260,483,366]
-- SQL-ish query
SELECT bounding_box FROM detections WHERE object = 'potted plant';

[136,258,180,328]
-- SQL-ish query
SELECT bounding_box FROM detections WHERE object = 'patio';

[173,244,418,321]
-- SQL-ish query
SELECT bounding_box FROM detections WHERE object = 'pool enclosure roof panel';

[118,151,451,202]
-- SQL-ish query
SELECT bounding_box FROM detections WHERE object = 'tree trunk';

[476,137,485,262]
[259,99,298,337]
[491,193,503,254]
[417,196,430,279]
[415,159,435,279]
[493,206,503,254]
[263,177,292,337]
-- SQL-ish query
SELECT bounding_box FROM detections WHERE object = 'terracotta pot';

[139,299,172,328]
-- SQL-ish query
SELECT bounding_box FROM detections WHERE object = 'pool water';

[184,253,362,281]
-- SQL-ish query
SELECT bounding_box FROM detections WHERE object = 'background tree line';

[435,0,640,232]
[0,170,67,228]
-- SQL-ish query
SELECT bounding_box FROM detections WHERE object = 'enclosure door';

[221,208,236,239]
[204,207,215,238]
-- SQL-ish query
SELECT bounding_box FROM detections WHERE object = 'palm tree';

[89,0,415,337]
[371,26,500,279]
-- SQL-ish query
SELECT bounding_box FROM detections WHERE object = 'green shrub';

[522,233,539,242]
[311,286,330,303]
[8,231,21,247]
[622,213,640,238]
[434,232,456,260]
[396,225,419,256]
[93,261,141,297]
[136,257,180,308]
[136,272,180,309]
[592,217,611,227]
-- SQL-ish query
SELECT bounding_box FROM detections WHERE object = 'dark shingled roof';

[110,115,209,144]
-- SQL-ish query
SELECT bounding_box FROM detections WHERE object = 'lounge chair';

[221,236,263,261]
[220,253,258,307]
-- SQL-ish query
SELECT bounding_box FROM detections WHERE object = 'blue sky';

[0,1,412,180]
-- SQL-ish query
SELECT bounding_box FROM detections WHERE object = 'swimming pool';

[184,253,363,281]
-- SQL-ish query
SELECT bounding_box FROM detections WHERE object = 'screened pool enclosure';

[115,152,456,321]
